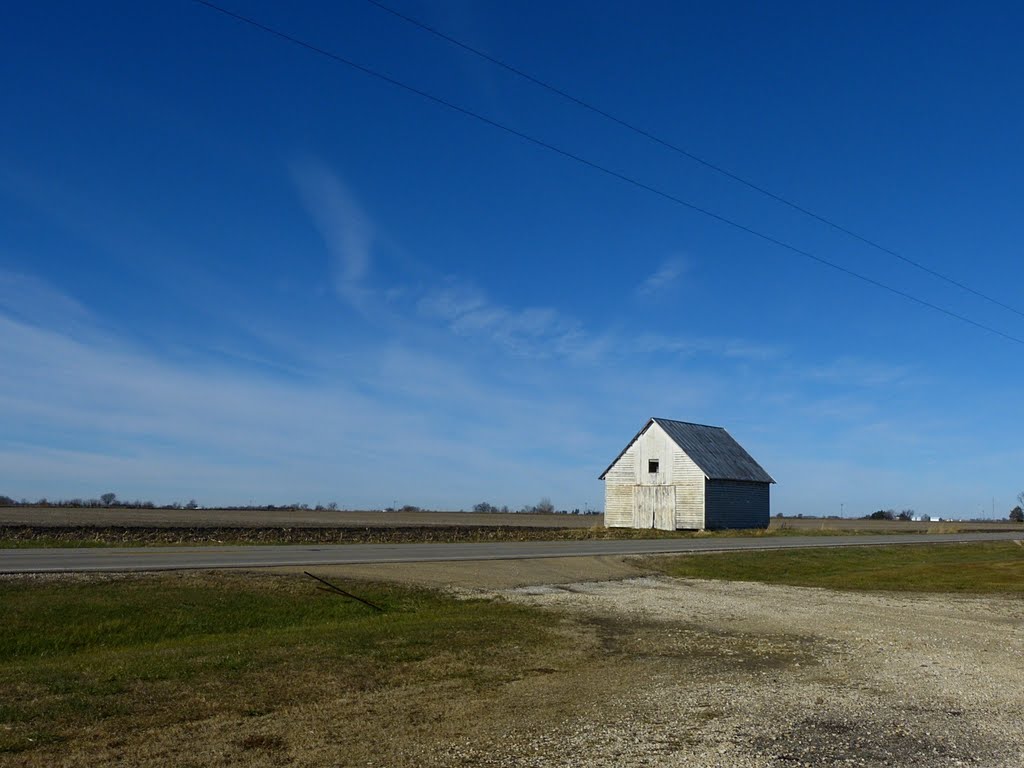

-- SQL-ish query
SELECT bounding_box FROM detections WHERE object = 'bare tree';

[534,497,555,515]
[100,492,117,507]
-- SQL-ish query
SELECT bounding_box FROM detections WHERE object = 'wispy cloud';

[635,258,686,297]
[2,161,968,515]
[290,159,373,306]
[635,332,780,362]
[417,279,598,360]
[0,271,980,515]
[0,285,617,508]
[416,278,784,367]
[0,269,93,330]
[806,356,912,388]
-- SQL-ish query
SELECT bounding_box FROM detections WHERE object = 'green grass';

[0,573,558,755]
[645,542,1024,593]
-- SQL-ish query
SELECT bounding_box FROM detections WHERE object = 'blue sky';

[2,1,1023,516]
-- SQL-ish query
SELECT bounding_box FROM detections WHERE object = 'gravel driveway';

[450,576,1024,767]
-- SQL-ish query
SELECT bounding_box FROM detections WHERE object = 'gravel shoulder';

[450,575,1024,767]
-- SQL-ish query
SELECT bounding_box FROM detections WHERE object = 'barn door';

[634,486,675,530]
[654,486,675,530]
[632,487,653,528]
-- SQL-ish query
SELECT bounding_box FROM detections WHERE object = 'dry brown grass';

[0,571,595,766]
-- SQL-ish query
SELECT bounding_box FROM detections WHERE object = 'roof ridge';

[652,417,725,430]
[599,417,774,483]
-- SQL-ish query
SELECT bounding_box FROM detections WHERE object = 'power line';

[191,0,1024,347]
[357,0,1024,321]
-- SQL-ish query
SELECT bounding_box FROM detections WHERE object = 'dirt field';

[2,506,1018,537]
[0,507,599,529]
[775,517,1022,533]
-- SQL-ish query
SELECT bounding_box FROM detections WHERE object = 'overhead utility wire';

[358,0,1024,321]
[192,0,1024,348]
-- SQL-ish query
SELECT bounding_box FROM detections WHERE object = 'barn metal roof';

[599,418,775,483]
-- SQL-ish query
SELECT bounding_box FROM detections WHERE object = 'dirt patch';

[583,613,822,674]
[752,715,961,766]
[271,555,648,589]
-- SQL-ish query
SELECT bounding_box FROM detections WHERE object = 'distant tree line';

[0,493,198,510]
[0,494,342,512]
[864,509,921,521]
[473,498,599,515]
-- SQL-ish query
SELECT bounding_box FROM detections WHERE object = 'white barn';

[600,418,775,530]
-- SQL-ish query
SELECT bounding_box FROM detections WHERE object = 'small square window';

[648,459,660,473]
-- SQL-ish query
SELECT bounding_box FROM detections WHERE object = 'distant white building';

[600,418,774,530]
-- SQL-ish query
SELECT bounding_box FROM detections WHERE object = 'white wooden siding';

[603,422,706,529]
[603,442,637,527]
[633,485,676,530]
[635,422,677,485]
[672,450,705,529]
[640,422,704,528]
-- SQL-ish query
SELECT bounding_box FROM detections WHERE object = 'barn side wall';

[603,442,638,527]
[704,480,770,530]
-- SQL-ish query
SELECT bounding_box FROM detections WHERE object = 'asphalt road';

[1,532,1020,574]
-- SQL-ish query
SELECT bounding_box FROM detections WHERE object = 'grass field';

[646,541,1024,593]
[0,572,563,760]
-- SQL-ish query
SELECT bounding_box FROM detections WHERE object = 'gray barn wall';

[704,480,770,530]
